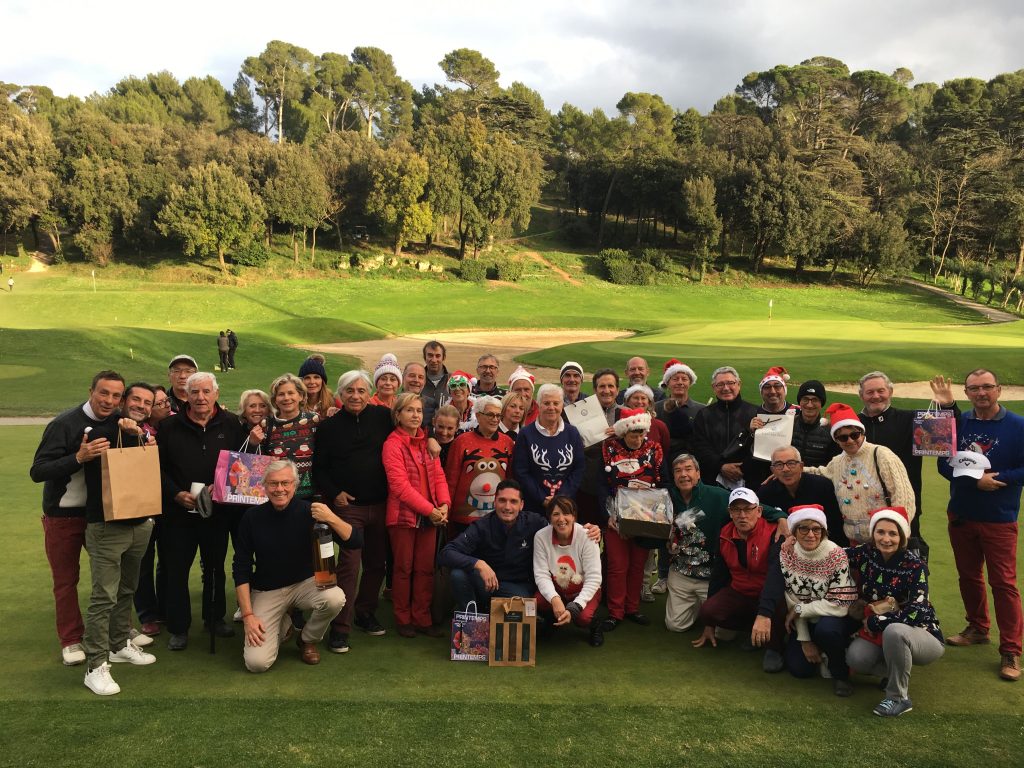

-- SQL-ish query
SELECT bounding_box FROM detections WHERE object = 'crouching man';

[233,460,362,671]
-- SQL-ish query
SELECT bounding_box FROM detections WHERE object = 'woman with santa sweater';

[755,504,859,695]
[533,496,604,646]
[599,407,664,630]
[845,507,944,717]
[382,393,451,638]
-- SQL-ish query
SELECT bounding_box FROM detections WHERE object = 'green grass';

[2,425,1022,766]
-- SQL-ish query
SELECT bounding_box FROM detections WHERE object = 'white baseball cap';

[949,451,991,479]
[728,487,760,506]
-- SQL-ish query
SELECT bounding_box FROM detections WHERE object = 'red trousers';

[42,515,87,647]
[388,525,437,627]
[536,589,602,628]
[949,519,1023,656]
[604,528,646,620]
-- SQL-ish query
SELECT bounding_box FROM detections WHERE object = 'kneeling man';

[233,460,362,671]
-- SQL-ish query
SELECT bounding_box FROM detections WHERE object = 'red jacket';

[718,516,777,598]
[382,427,451,528]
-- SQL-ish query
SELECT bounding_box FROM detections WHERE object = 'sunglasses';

[835,431,863,443]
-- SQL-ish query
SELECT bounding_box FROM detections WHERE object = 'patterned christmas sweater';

[444,428,515,525]
[262,411,319,498]
[845,544,943,643]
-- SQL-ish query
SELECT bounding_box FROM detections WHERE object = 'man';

[233,460,360,672]
[513,384,586,512]
[938,369,1024,682]
[859,371,957,545]
[692,487,786,673]
[226,329,238,369]
[691,366,758,488]
[445,396,515,531]
[615,356,665,404]
[559,361,585,405]
[402,361,436,425]
[31,371,125,666]
[744,366,800,488]
[574,368,620,524]
[79,400,158,696]
[157,372,249,650]
[440,480,600,611]
[166,354,197,414]
[654,359,705,464]
[312,370,393,653]
[420,341,450,404]
[472,354,505,397]
[789,380,839,468]
[757,446,848,546]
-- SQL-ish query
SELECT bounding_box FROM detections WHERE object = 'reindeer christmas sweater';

[513,420,586,512]
[445,428,516,526]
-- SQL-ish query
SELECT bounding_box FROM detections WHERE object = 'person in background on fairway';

[30,370,127,667]
[226,329,238,369]
[234,461,357,672]
[937,369,1023,683]
[7,276,13,291]
[691,366,758,489]
[615,356,664,404]
[846,507,945,717]
[166,354,197,414]
[217,331,230,372]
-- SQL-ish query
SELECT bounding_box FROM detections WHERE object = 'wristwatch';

[794,604,803,616]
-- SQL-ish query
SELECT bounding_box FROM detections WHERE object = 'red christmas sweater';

[444,428,515,525]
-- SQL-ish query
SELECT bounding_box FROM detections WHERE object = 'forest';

[2,42,1024,300]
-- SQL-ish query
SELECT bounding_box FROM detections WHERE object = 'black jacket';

[691,396,758,486]
[312,404,392,506]
[757,474,849,547]
[790,415,841,468]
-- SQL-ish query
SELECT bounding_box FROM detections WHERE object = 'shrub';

[232,241,272,268]
[638,248,670,271]
[562,218,595,246]
[496,259,525,282]
[460,258,488,282]
[600,248,654,285]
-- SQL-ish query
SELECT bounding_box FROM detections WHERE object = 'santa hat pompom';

[613,407,652,438]
[760,366,791,389]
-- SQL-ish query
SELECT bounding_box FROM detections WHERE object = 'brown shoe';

[296,634,320,665]
[416,624,445,638]
[946,625,990,647]
[397,624,417,638]
[1000,654,1021,682]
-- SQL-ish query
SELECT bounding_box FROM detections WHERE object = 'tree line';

[1,45,1023,297]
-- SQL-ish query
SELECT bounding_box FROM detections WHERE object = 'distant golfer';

[7,277,13,292]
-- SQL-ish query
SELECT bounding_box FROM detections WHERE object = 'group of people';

[30,342,1023,718]
[215,329,239,372]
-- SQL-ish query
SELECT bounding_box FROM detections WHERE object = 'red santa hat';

[557,555,577,572]
[661,359,698,387]
[787,504,827,531]
[869,506,911,541]
[613,407,652,437]
[760,366,791,389]
[826,402,863,437]
[507,365,535,389]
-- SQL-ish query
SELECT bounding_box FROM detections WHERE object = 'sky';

[3,0,1022,114]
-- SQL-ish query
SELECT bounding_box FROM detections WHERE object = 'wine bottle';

[312,522,337,589]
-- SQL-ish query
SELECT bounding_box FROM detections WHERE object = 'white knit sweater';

[533,523,603,610]
[780,540,857,641]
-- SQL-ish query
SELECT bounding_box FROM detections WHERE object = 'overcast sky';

[4,0,1021,114]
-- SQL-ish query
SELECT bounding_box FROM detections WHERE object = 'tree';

[262,143,330,261]
[242,40,316,141]
[228,73,260,133]
[366,141,430,256]
[681,175,721,278]
[313,130,382,246]
[157,161,266,272]
[0,106,57,253]
[181,76,231,132]
[350,46,413,141]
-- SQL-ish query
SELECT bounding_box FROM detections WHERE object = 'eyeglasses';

[770,460,801,470]
[729,504,759,514]
[477,365,498,371]
[966,384,999,393]
[265,480,295,489]
[153,400,170,409]
[835,431,863,443]
[170,367,196,375]
[762,383,785,391]
[480,411,501,419]
[795,525,824,536]
[713,380,739,389]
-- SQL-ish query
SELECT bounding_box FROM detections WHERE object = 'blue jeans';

[449,568,532,614]
[784,616,856,680]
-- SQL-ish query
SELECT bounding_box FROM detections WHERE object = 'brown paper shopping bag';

[488,596,536,667]
[101,434,162,522]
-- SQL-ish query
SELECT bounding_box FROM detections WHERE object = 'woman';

[443,370,477,432]
[299,355,336,418]
[250,374,319,498]
[754,505,858,695]
[846,507,944,717]
[805,403,915,544]
[146,386,172,434]
[533,496,604,647]
[498,391,528,441]
[430,404,461,466]
[217,331,230,372]
[369,353,402,409]
[599,407,664,630]
[622,384,671,475]
[507,366,539,425]
[238,389,272,428]
[381,393,450,638]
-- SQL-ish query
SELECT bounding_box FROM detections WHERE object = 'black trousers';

[161,512,229,635]
[133,516,165,623]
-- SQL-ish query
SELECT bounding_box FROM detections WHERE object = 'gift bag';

[101,434,162,522]
[488,596,537,667]
[913,406,957,457]
[451,601,490,662]
[212,440,274,505]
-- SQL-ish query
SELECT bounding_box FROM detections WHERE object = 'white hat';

[168,354,198,369]
[949,451,991,479]
[622,384,654,404]
[507,365,535,389]
[728,487,759,506]
[559,361,583,379]
[373,353,402,387]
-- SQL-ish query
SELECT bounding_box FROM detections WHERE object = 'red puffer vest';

[718,516,777,597]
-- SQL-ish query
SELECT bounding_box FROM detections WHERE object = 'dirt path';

[904,278,1019,323]
[522,251,580,286]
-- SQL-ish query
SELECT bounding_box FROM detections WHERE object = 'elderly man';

[938,369,1024,682]
[402,361,436,425]
[790,380,840,468]
[233,460,360,671]
[559,361,586,405]
[691,366,758,488]
[757,446,848,546]
[312,370,393,653]
[692,488,786,673]
[472,354,505,397]
[30,371,126,667]
[616,356,665,404]
[744,366,800,488]
[654,359,705,464]
[445,396,515,533]
[158,372,250,651]
[165,355,197,414]
[513,384,586,511]
[420,341,450,404]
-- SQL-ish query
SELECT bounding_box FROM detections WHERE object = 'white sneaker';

[233,607,243,622]
[84,662,120,696]
[109,639,156,665]
[651,577,668,594]
[640,583,656,603]
[62,643,86,666]
[128,628,153,647]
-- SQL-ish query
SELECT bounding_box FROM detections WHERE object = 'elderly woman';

[533,496,604,647]
[599,407,664,630]
[622,384,670,473]
[369,353,402,408]
[249,374,319,499]
[805,403,915,544]
[442,370,477,433]
[239,389,272,429]
[382,393,450,638]
[499,391,529,440]
[513,384,586,512]
[299,356,336,418]
[846,507,944,717]
[754,505,858,695]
